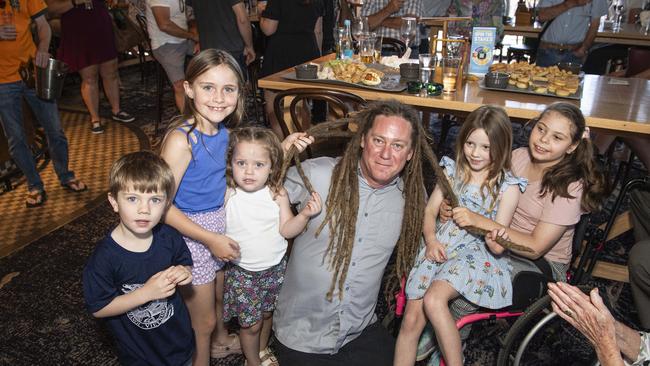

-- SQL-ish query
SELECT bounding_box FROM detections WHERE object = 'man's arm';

[367,0,405,30]
[33,15,52,68]
[574,17,600,58]
[538,0,591,22]
[151,6,198,42]
[45,0,74,16]
[232,2,255,65]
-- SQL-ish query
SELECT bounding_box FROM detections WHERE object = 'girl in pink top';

[482,102,606,280]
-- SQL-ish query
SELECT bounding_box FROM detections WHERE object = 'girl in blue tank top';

[160,49,313,366]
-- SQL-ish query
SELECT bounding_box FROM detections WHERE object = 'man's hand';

[547,282,624,364]
[572,46,588,60]
[35,50,50,68]
[243,45,255,65]
[386,0,406,13]
[299,192,323,218]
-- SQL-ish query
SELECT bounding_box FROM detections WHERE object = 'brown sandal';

[61,178,88,193]
[26,189,47,208]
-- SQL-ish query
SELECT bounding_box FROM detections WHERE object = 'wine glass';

[351,16,368,41]
[400,17,417,48]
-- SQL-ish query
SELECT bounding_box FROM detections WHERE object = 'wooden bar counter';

[258,55,650,136]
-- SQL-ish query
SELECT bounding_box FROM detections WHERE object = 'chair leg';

[437,114,454,156]
[156,62,163,136]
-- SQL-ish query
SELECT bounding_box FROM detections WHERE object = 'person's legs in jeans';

[0,81,44,192]
[23,88,74,185]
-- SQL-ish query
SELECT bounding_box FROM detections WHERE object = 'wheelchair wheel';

[496,292,599,366]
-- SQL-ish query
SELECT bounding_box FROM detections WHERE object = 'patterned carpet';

[0,110,148,258]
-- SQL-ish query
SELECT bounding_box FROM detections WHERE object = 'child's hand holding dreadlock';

[281,132,315,154]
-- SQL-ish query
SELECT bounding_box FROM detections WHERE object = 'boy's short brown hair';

[108,151,175,200]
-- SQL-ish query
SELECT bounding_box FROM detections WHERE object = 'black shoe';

[112,110,135,123]
[91,121,105,134]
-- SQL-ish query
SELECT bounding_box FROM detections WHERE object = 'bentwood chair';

[381,37,407,57]
[273,88,367,157]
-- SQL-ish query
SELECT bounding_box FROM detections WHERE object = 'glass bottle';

[342,19,353,60]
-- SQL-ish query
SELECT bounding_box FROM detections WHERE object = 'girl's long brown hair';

[454,105,513,210]
[226,127,284,195]
[535,102,606,212]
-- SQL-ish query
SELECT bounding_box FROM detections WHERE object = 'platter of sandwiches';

[282,60,406,92]
[480,61,583,100]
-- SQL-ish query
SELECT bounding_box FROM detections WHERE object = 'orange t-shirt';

[0,0,48,84]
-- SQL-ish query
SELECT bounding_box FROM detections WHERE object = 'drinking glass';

[642,10,650,34]
[418,53,435,84]
[359,34,376,63]
[446,34,465,57]
[372,33,382,62]
[351,16,368,41]
[442,56,461,93]
[333,26,345,57]
[400,17,417,48]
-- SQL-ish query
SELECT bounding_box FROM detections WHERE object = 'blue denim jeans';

[0,81,74,191]
[535,47,584,67]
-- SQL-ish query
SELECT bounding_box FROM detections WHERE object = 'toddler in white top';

[222,127,322,366]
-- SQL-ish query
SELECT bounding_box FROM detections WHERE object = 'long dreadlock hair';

[284,100,439,301]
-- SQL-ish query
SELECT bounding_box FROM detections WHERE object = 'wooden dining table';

[503,22,650,47]
[258,54,650,137]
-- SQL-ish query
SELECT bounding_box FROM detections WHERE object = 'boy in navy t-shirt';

[83,151,194,365]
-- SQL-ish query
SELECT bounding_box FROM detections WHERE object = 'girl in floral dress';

[394,105,527,366]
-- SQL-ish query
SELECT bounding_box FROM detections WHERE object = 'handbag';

[110,8,145,53]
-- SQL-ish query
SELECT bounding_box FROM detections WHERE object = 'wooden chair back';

[381,37,407,57]
[626,47,650,78]
[273,88,367,157]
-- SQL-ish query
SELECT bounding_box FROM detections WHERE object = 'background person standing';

[0,0,87,207]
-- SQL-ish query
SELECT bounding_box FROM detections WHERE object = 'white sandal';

[259,347,279,366]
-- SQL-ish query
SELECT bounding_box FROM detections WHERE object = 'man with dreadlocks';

[273,100,437,366]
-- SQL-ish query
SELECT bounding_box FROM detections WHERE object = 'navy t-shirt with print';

[83,224,194,366]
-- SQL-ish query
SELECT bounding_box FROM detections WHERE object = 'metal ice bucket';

[35,58,68,101]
